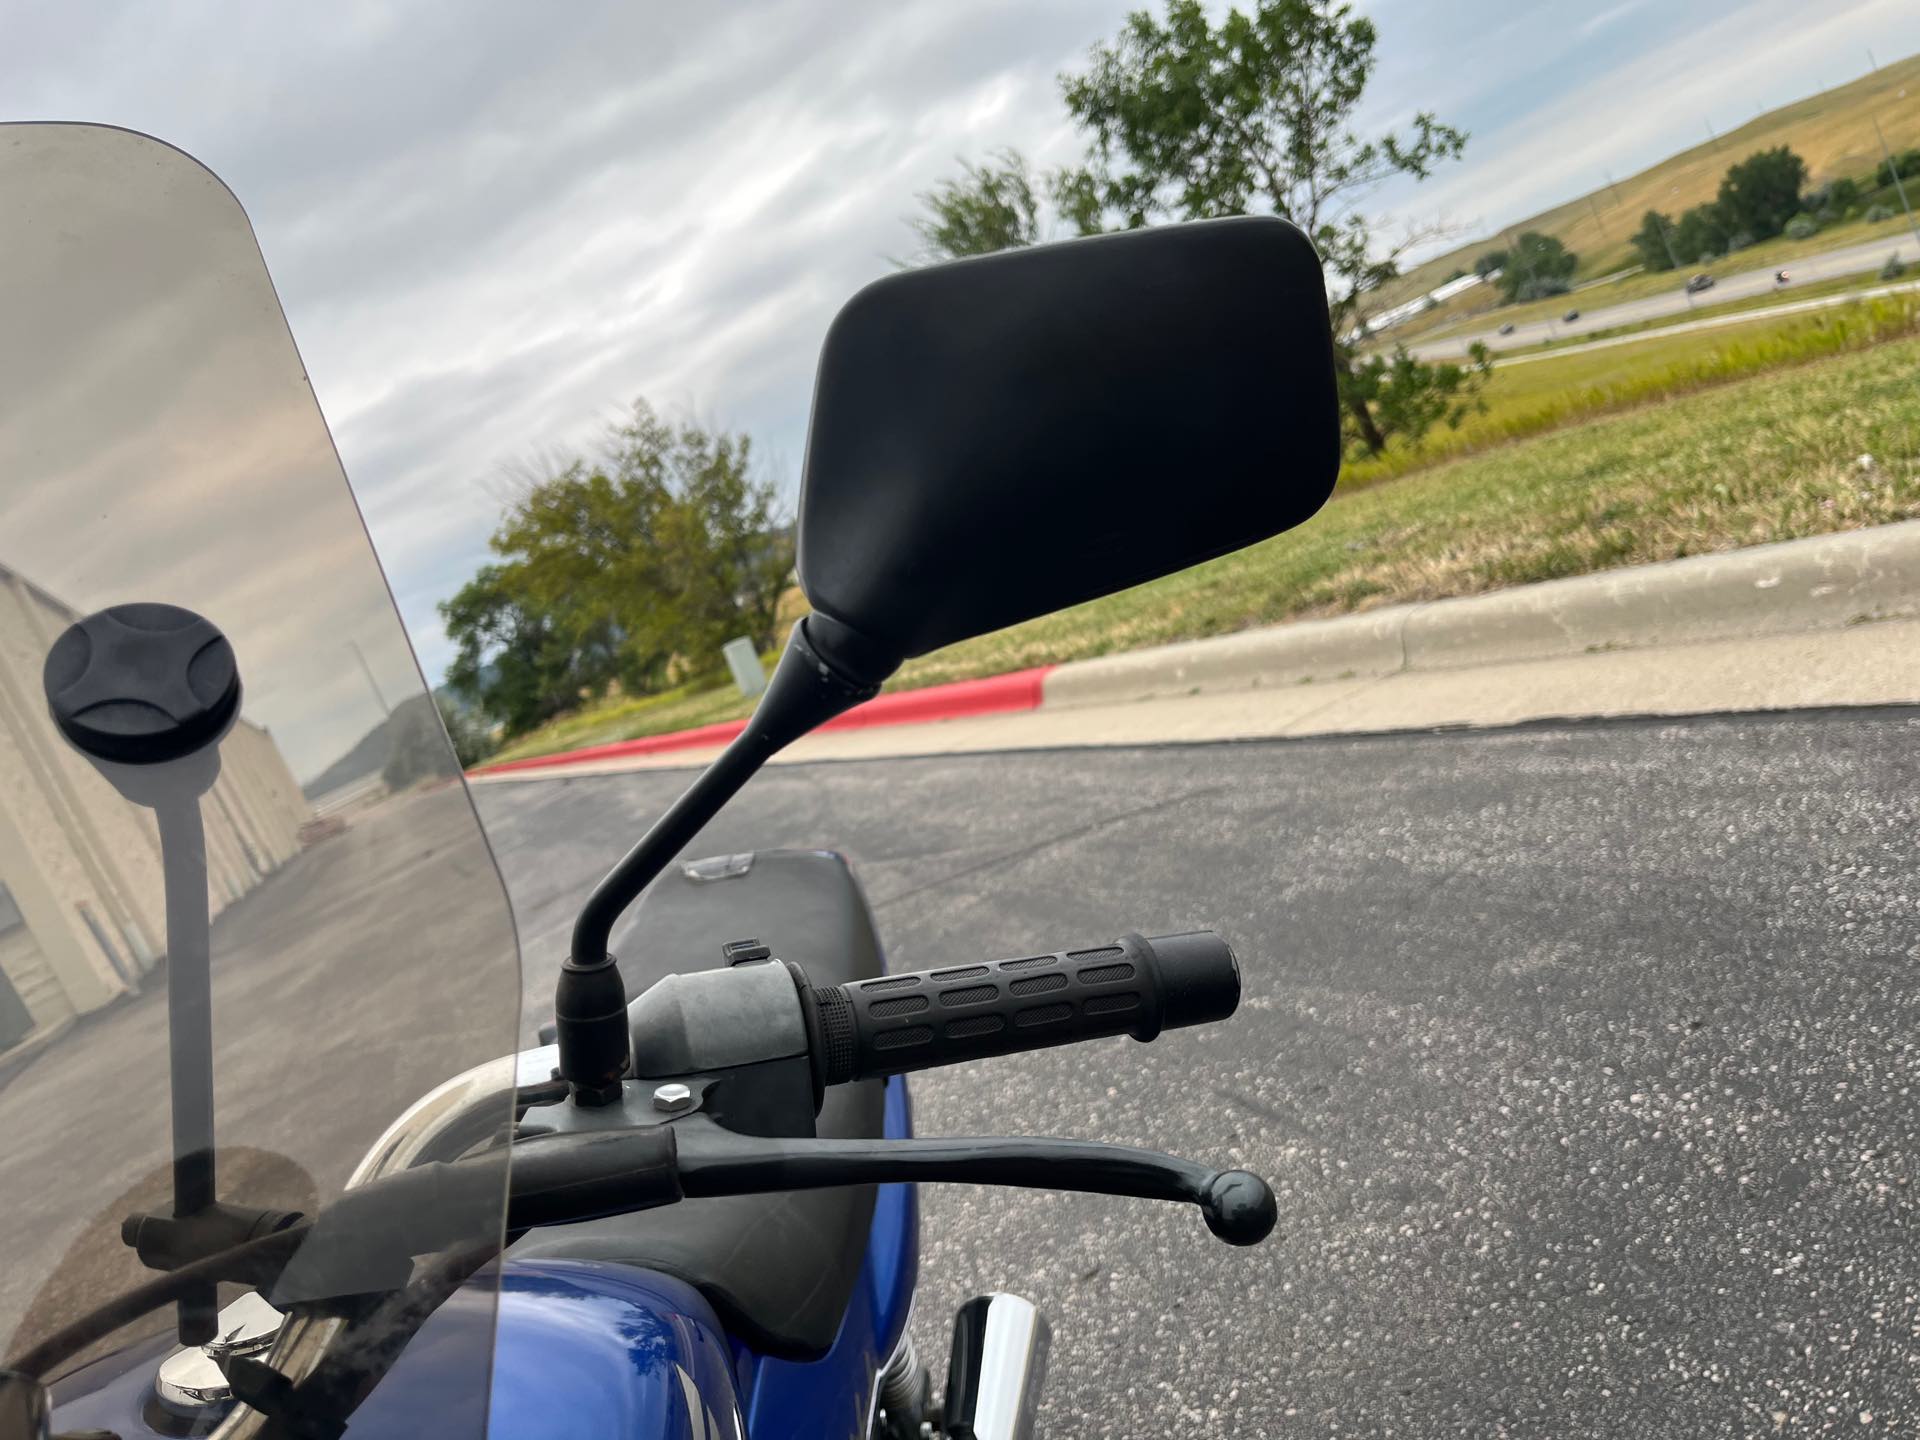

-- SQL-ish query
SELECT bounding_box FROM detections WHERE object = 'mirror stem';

[558,617,889,1103]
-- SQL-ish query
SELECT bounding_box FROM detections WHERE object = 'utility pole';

[348,638,392,720]
[1584,193,1612,246]
[1870,114,1920,252]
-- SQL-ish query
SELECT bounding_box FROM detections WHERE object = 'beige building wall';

[0,565,311,1059]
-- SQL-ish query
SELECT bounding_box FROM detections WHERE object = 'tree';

[1341,344,1492,449]
[1473,249,1508,279]
[1495,231,1577,302]
[1715,146,1807,242]
[435,693,496,770]
[380,694,461,791]
[441,400,793,738]
[1671,204,1726,265]
[911,149,1043,261]
[1822,176,1862,214]
[441,564,599,736]
[1877,150,1920,188]
[1630,211,1677,271]
[1047,0,1476,457]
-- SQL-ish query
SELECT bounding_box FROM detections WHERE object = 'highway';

[1410,229,1920,362]
[480,708,1920,1437]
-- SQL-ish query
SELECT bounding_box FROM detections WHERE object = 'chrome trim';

[209,1046,548,1438]
[944,1293,1050,1440]
[154,1290,284,1415]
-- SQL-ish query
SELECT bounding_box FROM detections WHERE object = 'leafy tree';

[1495,231,1577,302]
[1630,211,1677,272]
[1821,176,1862,214]
[1341,344,1492,447]
[1715,146,1807,242]
[1877,150,1920,187]
[435,693,495,770]
[380,693,461,791]
[1784,214,1819,241]
[1046,0,1476,456]
[441,400,793,738]
[1671,204,1726,265]
[911,149,1044,260]
[1473,249,1508,279]
[441,565,598,736]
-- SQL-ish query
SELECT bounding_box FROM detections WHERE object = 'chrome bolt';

[651,1082,694,1114]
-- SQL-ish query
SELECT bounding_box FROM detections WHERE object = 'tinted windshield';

[0,124,521,1435]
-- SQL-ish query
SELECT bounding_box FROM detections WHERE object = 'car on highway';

[1497,322,1515,335]
[1563,308,1580,322]
[1686,272,1715,294]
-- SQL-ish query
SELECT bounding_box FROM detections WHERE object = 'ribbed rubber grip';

[810,931,1240,1084]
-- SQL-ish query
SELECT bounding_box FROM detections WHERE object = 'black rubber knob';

[42,603,240,765]
[1201,1169,1277,1246]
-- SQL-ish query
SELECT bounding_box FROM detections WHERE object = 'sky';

[7,0,1920,691]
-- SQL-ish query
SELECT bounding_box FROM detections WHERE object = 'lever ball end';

[1201,1170,1276,1246]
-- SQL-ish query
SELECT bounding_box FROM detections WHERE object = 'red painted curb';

[471,665,1055,777]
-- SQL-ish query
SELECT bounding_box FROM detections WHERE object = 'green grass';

[1492,270,1920,356]
[1341,292,1920,488]
[480,329,1920,764]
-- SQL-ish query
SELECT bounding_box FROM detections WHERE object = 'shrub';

[1867,203,1894,223]
[1884,253,1909,281]
[1726,230,1756,251]
[1784,214,1819,240]
[1515,276,1571,301]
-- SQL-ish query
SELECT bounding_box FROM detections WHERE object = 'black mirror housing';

[796,216,1340,677]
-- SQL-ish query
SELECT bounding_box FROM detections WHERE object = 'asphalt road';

[1410,230,1920,361]
[477,708,1920,1438]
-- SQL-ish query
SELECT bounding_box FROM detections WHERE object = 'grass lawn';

[1492,271,1920,357]
[1341,291,1920,487]
[483,329,1920,763]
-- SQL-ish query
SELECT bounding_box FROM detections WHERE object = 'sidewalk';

[470,521,1920,783]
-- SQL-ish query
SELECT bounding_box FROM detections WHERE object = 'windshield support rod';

[154,796,220,1344]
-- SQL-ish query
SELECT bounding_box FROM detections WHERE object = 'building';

[0,563,310,1061]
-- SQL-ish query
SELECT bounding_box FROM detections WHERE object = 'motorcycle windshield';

[0,125,522,1438]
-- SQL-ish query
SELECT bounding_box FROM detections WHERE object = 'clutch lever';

[670,1116,1277,1246]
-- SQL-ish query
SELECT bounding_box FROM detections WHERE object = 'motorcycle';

[0,124,1337,1439]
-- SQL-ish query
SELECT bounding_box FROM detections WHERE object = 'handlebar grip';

[808,931,1240,1084]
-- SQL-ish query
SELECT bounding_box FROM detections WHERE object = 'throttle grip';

[804,931,1239,1085]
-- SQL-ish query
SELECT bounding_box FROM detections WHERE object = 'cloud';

[1578,0,1654,40]
[6,0,1919,697]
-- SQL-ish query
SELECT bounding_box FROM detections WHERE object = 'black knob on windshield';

[42,603,240,766]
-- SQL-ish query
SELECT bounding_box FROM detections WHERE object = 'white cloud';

[5,0,1919,699]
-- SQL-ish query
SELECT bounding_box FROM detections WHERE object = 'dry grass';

[1376,52,1920,314]
[1343,292,1920,487]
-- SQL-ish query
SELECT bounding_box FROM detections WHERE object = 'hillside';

[302,691,448,799]
[1376,52,1920,310]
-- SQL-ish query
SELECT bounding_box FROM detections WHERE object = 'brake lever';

[671,1116,1277,1246]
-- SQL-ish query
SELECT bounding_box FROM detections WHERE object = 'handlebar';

[802,931,1240,1085]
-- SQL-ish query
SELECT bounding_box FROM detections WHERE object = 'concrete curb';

[473,665,1052,776]
[1043,520,1920,710]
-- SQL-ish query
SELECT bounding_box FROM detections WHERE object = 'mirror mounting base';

[556,617,888,1104]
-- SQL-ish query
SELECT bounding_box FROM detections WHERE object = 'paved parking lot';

[480,708,1920,1437]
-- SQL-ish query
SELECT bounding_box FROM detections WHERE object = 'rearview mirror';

[567,217,1342,988]
[796,216,1339,678]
